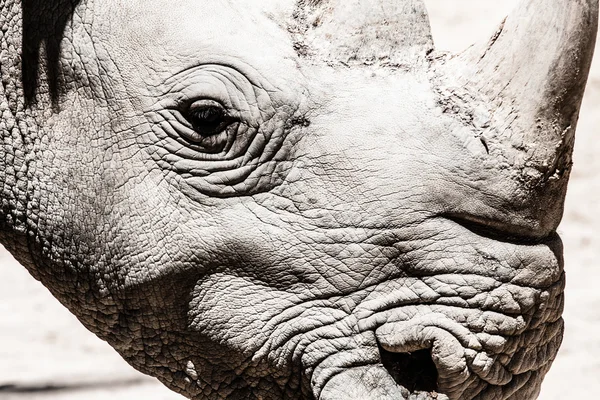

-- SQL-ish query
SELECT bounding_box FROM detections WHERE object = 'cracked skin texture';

[0,0,597,399]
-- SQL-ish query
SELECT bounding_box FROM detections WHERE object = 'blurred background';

[1,1,598,398]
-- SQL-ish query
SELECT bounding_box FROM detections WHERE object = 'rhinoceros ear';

[457,0,598,139]
[297,0,434,66]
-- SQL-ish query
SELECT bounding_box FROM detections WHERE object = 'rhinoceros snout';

[375,315,476,400]
[318,305,554,400]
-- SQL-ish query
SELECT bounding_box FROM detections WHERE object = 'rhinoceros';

[0,0,597,399]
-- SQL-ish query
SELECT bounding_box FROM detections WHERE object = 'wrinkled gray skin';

[0,0,598,399]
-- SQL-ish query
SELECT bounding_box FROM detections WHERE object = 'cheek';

[188,275,298,353]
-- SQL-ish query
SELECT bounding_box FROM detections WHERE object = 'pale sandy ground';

[1,1,598,399]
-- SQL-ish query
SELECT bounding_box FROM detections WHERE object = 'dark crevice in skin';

[379,344,439,393]
[443,214,556,246]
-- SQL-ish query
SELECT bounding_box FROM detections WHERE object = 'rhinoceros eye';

[186,100,234,137]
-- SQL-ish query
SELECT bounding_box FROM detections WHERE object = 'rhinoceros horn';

[438,0,598,237]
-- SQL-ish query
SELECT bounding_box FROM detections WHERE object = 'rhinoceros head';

[0,0,597,399]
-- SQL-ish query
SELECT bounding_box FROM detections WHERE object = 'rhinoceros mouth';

[379,346,439,394]
[310,259,565,400]
[317,311,563,400]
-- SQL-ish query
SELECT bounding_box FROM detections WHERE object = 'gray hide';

[0,0,597,399]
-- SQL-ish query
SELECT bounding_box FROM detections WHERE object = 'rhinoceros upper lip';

[443,213,555,245]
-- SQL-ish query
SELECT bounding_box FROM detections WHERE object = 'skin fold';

[0,0,597,399]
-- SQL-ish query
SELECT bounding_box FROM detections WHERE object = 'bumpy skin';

[0,0,597,399]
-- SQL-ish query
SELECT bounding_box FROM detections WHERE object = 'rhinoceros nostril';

[378,344,438,393]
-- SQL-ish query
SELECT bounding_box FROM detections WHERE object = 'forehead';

[101,0,298,35]
[88,0,300,84]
